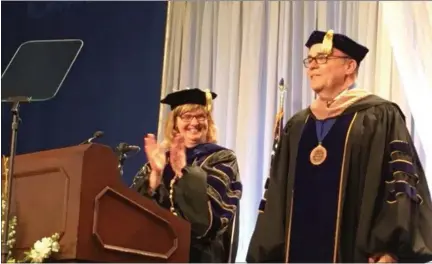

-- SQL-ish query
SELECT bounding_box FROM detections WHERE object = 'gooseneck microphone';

[115,142,141,177]
[116,142,141,153]
[79,130,104,145]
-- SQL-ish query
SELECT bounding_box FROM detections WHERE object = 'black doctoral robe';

[247,95,432,263]
[131,143,242,263]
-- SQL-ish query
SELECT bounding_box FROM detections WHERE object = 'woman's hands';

[144,134,165,190]
[170,134,186,178]
[144,133,187,191]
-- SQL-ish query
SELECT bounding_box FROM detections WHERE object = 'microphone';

[116,142,141,154]
[116,142,141,177]
[79,130,104,145]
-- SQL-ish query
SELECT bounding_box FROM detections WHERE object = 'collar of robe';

[310,87,371,120]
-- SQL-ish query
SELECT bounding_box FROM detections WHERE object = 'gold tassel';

[321,29,334,55]
[205,89,213,112]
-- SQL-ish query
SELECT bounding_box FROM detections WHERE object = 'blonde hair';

[161,104,217,148]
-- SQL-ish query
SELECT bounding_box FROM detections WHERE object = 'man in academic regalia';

[246,30,432,263]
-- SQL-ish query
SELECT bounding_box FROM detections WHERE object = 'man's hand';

[368,253,397,263]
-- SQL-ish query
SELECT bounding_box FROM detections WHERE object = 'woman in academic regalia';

[131,88,242,263]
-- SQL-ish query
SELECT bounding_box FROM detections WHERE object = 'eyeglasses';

[179,113,208,122]
[303,54,350,68]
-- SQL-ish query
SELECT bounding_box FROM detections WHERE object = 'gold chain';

[169,177,178,216]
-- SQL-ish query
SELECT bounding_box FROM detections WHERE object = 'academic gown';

[247,95,432,263]
[131,143,242,263]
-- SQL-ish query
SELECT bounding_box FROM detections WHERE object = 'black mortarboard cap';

[160,88,217,111]
[305,30,369,65]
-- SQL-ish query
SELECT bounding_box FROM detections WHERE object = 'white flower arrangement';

[2,156,61,263]
[1,198,18,263]
[2,195,61,263]
[23,233,61,263]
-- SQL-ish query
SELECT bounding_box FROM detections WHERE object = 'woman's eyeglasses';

[179,113,207,122]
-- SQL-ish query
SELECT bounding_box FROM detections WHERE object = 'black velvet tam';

[306,30,369,65]
[160,88,217,110]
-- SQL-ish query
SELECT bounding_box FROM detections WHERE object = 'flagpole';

[260,77,287,215]
[274,78,286,140]
[278,78,287,113]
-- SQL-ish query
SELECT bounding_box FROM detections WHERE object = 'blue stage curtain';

[1,1,167,184]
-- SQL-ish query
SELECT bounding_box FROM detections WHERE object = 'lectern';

[1,144,191,262]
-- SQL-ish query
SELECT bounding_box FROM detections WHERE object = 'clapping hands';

[170,133,187,178]
[144,134,166,174]
[144,133,187,190]
[144,134,165,190]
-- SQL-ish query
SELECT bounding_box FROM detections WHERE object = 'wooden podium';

[2,143,191,262]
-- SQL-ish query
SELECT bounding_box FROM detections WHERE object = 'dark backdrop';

[1,1,167,184]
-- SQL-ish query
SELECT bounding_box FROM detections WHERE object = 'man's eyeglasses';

[303,54,350,68]
[179,113,207,122]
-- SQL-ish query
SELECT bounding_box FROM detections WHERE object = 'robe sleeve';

[246,126,290,263]
[130,163,170,206]
[369,104,432,262]
[130,163,152,195]
[173,149,242,239]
